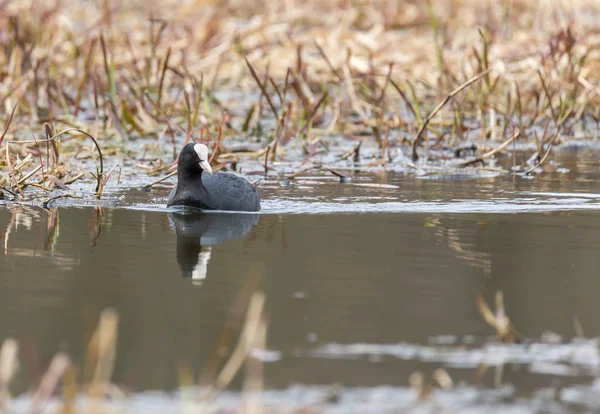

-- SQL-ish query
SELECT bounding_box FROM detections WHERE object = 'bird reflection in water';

[168,211,259,285]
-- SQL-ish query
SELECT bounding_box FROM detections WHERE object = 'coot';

[167,143,261,211]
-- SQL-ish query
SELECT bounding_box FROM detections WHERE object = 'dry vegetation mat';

[1,0,600,203]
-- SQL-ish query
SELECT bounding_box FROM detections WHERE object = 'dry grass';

[1,0,600,199]
[0,294,268,413]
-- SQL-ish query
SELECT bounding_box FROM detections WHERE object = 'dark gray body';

[167,172,261,212]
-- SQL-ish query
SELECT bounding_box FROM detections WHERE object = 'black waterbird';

[167,143,261,211]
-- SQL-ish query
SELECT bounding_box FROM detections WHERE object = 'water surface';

[2,149,600,411]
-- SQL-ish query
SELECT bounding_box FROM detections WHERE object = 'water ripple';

[259,197,600,214]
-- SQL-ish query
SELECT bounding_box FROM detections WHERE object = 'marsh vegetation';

[2,0,600,412]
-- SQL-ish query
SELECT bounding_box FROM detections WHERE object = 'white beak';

[199,160,213,174]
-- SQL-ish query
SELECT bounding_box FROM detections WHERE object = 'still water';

[2,148,600,411]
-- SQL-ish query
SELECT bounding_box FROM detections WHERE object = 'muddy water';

[2,149,600,411]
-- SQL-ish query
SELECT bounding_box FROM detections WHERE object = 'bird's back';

[202,173,261,211]
[167,172,260,212]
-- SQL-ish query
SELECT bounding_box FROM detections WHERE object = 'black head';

[177,143,213,176]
